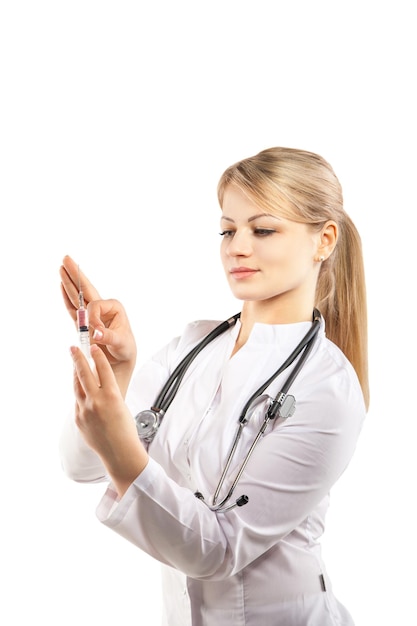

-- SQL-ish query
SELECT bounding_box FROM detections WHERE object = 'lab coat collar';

[231,316,326,353]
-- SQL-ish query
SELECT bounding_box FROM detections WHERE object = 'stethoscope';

[134,309,322,513]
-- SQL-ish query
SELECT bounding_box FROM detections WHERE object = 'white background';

[1,2,415,625]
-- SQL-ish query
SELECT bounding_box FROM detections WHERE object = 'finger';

[70,345,99,395]
[87,299,115,335]
[60,265,80,311]
[61,255,102,306]
[72,356,86,402]
[89,344,118,389]
[60,282,78,322]
[88,300,125,341]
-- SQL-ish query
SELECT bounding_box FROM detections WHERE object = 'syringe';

[77,266,91,359]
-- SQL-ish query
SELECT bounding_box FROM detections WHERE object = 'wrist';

[107,448,149,498]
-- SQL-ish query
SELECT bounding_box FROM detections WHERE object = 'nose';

[225,230,252,257]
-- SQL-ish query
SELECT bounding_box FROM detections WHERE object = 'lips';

[230,267,259,279]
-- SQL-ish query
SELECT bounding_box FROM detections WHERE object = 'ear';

[316,221,338,261]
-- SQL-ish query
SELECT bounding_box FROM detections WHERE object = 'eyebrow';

[220,213,282,223]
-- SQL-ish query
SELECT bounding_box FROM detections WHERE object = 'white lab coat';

[60,317,366,625]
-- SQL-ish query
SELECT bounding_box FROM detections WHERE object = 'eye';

[219,230,235,238]
[254,228,276,237]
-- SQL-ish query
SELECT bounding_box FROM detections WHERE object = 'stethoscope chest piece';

[269,393,296,420]
[279,395,296,418]
[135,408,164,443]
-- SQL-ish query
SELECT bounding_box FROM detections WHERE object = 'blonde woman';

[60,147,368,625]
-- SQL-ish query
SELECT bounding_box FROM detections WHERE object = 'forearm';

[97,433,149,498]
[111,358,136,399]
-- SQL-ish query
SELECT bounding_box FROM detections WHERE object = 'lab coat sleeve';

[96,361,366,581]
[97,458,229,577]
[59,407,108,482]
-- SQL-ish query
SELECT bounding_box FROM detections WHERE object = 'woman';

[59,147,369,625]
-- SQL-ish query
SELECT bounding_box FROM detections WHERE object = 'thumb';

[92,326,117,347]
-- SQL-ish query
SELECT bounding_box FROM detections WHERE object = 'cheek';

[263,244,287,267]
[220,242,228,267]
[268,246,306,279]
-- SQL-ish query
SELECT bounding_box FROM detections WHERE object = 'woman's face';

[220,184,322,315]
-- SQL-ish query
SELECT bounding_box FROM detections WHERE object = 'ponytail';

[316,215,369,410]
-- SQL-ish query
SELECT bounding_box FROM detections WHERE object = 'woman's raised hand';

[60,255,137,395]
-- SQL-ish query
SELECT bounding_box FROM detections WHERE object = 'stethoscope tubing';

[208,322,320,513]
[237,309,321,421]
[209,415,271,512]
[136,310,322,513]
[153,314,241,412]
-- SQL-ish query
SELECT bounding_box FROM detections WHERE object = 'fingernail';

[93,329,103,340]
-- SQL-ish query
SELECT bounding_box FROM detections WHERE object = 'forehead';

[221,185,261,214]
[221,184,282,222]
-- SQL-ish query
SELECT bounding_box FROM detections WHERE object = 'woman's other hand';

[70,343,148,497]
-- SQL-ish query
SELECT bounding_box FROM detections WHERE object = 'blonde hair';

[218,147,369,410]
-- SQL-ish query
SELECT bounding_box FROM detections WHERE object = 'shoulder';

[127,319,224,412]
[145,319,225,370]
[320,334,360,385]
[306,332,366,417]
[176,319,223,348]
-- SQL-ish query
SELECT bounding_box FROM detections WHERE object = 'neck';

[231,299,314,357]
[240,299,314,327]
